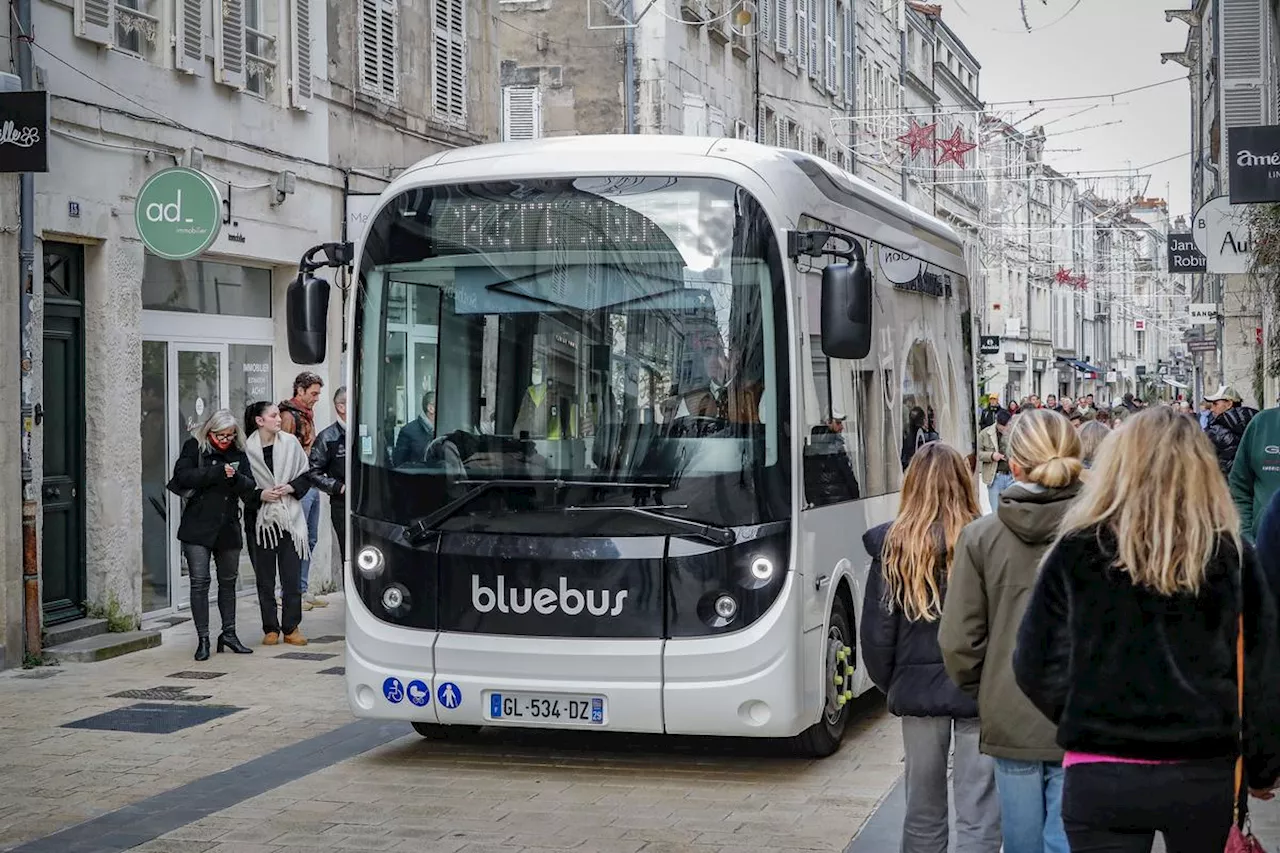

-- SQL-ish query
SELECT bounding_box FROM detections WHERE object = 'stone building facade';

[0,0,500,667]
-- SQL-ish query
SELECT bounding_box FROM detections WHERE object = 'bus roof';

[392,135,966,256]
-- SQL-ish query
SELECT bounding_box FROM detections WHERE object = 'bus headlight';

[714,594,738,620]
[749,556,774,581]
[356,546,385,579]
[381,583,412,618]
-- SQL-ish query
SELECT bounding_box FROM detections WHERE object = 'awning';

[1163,377,1189,390]
[1061,358,1106,374]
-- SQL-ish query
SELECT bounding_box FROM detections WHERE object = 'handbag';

[1226,612,1268,853]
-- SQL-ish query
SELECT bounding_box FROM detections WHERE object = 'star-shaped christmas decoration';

[935,127,977,169]
[896,119,937,160]
[1055,267,1074,284]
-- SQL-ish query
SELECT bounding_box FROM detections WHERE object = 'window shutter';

[433,0,467,125]
[682,93,707,135]
[795,0,807,68]
[75,0,114,46]
[759,0,772,48]
[807,0,818,78]
[289,0,313,106]
[1219,0,1267,128]
[824,0,836,92]
[841,4,853,104]
[502,86,542,141]
[708,106,726,137]
[775,114,786,147]
[360,0,398,102]
[756,110,766,144]
[175,0,205,76]
[214,0,246,89]
[776,0,791,54]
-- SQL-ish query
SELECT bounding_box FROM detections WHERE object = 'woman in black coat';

[169,409,259,660]
[861,443,1000,852]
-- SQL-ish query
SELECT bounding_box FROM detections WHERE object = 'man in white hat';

[1203,385,1255,477]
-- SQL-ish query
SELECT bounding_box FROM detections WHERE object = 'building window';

[360,0,399,103]
[115,0,160,59]
[142,257,273,319]
[432,0,468,125]
[244,0,278,98]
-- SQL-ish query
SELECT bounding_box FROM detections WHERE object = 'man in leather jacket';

[1204,385,1258,477]
[309,386,349,565]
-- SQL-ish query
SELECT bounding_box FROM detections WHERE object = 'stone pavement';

[0,592,907,853]
[8,590,1273,852]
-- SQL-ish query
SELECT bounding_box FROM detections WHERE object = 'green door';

[42,243,87,625]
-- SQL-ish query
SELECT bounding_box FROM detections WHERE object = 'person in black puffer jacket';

[170,409,260,661]
[1015,406,1280,852]
[861,443,1000,853]
[1204,385,1257,476]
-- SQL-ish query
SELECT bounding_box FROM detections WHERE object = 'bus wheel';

[411,722,482,741]
[790,596,853,758]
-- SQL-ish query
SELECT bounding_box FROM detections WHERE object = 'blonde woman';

[243,401,313,646]
[1014,407,1280,852]
[1076,421,1110,470]
[940,408,1083,853]
[861,443,1000,852]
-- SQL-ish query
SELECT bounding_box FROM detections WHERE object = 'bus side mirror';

[287,273,330,365]
[820,258,872,360]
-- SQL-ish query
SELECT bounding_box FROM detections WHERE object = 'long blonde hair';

[1060,406,1240,595]
[1008,408,1083,488]
[881,442,980,622]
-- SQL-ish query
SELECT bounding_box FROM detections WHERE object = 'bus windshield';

[351,176,792,534]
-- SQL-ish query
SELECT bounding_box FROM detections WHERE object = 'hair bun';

[1029,455,1083,489]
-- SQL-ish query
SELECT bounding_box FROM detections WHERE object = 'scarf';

[244,430,311,559]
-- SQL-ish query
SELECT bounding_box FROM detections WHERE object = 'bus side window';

[803,340,861,508]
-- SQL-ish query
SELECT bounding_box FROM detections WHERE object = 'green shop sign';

[134,167,223,260]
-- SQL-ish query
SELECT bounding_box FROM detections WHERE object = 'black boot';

[195,637,210,661]
[216,632,253,654]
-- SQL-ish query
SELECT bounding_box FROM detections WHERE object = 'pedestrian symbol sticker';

[437,682,462,709]
[382,677,404,704]
[407,680,430,707]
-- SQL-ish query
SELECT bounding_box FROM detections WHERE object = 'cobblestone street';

[0,594,907,853]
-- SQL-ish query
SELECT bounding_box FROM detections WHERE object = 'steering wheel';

[665,415,728,438]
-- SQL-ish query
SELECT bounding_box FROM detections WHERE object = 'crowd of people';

[166,372,349,660]
[864,397,1280,852]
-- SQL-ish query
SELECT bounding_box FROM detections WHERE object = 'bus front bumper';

[344,573,811,738]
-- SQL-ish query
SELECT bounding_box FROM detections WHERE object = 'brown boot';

[263,632,280,646]
[283,629,308,646]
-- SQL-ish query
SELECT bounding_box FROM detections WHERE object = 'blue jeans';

[299,488,321,595]
[988,472,1015,513]
[994,758,1068,853]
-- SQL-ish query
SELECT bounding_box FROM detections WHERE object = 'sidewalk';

[0,594,351,851]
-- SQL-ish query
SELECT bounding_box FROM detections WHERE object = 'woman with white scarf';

[243,401,313,646]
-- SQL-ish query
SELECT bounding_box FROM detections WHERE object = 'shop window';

[142,257,273,318]
[229,344,274,415]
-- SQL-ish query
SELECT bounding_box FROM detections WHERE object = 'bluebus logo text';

[472,575,629,617]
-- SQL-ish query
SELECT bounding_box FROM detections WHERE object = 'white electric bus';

[288,136,977,756]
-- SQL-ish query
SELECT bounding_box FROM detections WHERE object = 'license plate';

[485,691,606,726]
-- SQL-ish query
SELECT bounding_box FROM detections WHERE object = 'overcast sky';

[941,0,1193,219]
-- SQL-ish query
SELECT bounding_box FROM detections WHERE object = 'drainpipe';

[623,0,637,134]
[898,28,907,200]
[15,0,40,660]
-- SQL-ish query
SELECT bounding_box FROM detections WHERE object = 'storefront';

[139,257,278,614]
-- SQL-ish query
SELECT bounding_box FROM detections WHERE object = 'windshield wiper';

[404,479,673,545]
[561,504,736,546]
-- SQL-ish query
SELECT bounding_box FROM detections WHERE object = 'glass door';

[169,344,228,610]
[142,341,171,612]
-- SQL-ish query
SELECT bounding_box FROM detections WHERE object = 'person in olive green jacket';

[939,408,1085,853]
